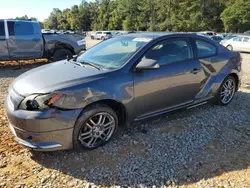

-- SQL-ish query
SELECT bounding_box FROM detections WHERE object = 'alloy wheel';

[78,112,116,148]
[220,78,236,104]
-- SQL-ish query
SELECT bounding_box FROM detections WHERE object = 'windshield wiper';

[70,59,101,70]
[79,60,101,70]
[70,60,84,67]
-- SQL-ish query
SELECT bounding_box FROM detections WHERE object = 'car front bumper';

[5,95,82,151]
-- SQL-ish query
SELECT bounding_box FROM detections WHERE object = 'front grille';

[8,88,24,110]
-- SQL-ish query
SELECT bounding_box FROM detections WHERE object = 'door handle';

[190,68,201,74]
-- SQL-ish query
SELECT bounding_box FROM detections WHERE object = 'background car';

[0,20,86,62]
[220,34,238,45]
[221,35,250,52]
[198,31,217,36]
[90,31,112,40]
[209,35,223,43]
[42,29,55,34]
[244,30,250,36]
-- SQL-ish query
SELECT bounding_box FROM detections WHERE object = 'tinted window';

[196,40,216,58]
[233,37,243,42]
[7,21,34,36]
[142,39,193,66]
[243,37,249,42]
[96,32,102,34]
[0,21,5,37]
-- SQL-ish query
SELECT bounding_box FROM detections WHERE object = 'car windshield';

[77,36,152,69]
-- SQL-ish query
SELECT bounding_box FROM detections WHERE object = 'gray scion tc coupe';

[5,33,242,151]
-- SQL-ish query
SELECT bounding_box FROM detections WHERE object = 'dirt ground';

[0,39,250,187]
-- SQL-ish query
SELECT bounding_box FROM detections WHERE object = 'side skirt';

[134,96,213,122]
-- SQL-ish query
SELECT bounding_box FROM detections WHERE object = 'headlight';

[19,93,65,111]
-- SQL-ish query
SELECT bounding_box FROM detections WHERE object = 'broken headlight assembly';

[19,93,65,111]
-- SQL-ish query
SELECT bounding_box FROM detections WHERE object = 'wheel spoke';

[103,125,112,131]
[101,115,106,125]
[100,133,106,140]
[86,123,93,129]
[229,86,235,90]
[89,118,97,126]
[97,114,106,125]
[87,137,98,147]
[80,131,92,137]
[79,131,92,141]
[220,91,226,97]
[103,121,114,128]
[222,95,227,103]
[226,80,231,88]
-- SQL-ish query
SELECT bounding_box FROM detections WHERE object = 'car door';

[231,37,243,51]
[0,20,10,61]
[242,37,250,52]
[7,20,43,60]
[133,38,205,119]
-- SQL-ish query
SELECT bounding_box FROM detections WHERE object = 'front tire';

[73,104,118,150]
[214,76,236,106]
[53,49,73,62]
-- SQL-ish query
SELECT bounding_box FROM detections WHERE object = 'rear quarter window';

[195,39,217,58]
[233,37,243,42]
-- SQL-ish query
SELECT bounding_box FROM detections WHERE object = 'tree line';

[20,0,250,33]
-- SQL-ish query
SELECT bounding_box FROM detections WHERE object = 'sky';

[0,0,91,22]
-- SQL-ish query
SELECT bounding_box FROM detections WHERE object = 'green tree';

[15,15,37,21]
[221,0,250,32]
[44,8,61,29]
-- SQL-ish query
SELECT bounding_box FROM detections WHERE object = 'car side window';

[0,21,5,37]
[195,40,217,58]
[141,39,193,66]
[8,21,35,36]
[243,37,249,42]
[233,37,243,42]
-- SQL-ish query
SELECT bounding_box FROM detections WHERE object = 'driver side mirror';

[135,58,160,71]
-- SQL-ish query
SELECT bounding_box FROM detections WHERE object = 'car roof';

[0,19,38,24]
[233,35,249,38]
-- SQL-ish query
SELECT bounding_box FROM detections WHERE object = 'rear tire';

[73,104,118,150]
[101,36,105,40]
[226,45,233,51]
[214,76,236,106]
[53,49,73,62]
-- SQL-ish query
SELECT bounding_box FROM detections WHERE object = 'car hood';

[11,60,108,96]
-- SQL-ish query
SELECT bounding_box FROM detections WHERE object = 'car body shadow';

[31,90,250,187]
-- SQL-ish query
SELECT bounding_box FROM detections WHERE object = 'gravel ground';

[0,50,250,187]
